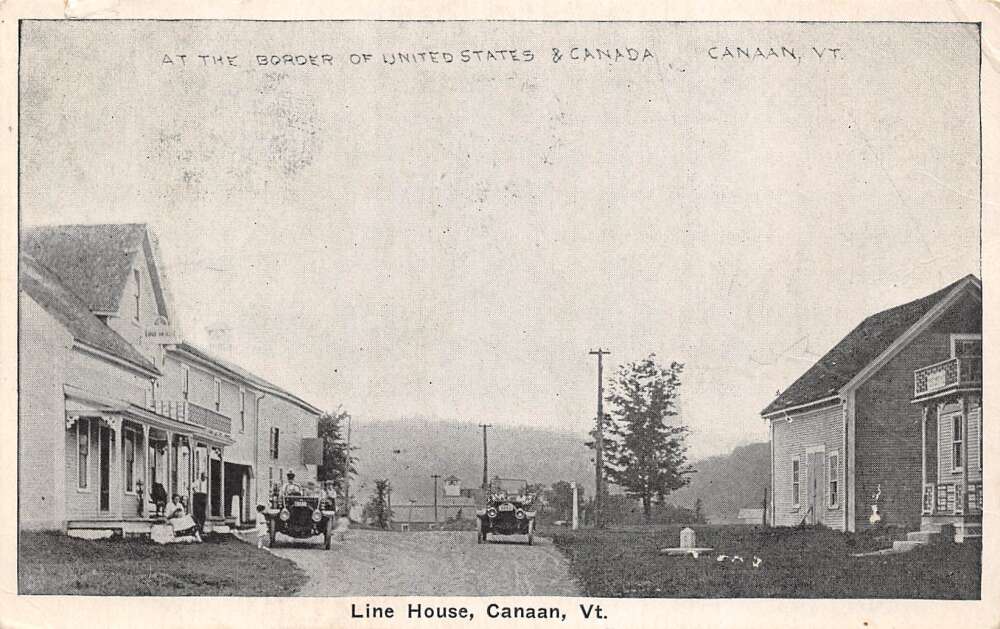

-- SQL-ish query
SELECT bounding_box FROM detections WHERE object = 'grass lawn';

[19,531,308,596]
[550,525,981,599]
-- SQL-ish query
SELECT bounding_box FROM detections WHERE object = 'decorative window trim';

[181,364,190,400]
[827,450,840,508]
[133,268,141,322]
[123,426,138,495]
[951,414,964,472]
[239,386,246,433]
[950,333,982,358]
[214,378,222,412]
[791,457,800,509]
[77,419,91,493]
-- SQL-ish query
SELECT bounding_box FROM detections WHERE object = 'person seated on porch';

[282,472,303,497]
[151,482,168,517]
[165,494,202,543]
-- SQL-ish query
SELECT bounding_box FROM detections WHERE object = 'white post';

[571,482,579,530]
[139,424,148,518]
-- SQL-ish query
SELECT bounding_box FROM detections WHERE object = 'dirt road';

[269,529,580,596]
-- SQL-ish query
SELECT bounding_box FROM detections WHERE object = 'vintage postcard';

[1,2,998,628]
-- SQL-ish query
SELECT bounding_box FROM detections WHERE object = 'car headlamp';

[279,508,290,521]
[486,507,498,519]
[311,509,323,522]
[515,509,525,519]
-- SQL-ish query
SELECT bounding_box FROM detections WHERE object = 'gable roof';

[20,253,160,376]
[20,223,169,317]
[171,341,324,416]
[761,274,980,416]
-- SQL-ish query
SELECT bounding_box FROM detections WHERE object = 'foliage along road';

[268,529,580,596]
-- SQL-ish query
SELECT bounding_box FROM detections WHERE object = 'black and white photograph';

[4,5,998,627]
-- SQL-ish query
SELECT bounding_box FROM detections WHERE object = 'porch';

[914,356,982,543]
[64,385,234,537]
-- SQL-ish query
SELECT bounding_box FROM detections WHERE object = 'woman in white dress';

[165,494,202,542]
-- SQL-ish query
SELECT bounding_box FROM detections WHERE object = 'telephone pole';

[479,424,492,489]
[589,348,610,528]
[431,474,441,523]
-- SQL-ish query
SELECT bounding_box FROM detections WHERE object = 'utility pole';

[431,474,441,523]
[344,413,352,519]
[589,348,610,528]
[479,424,492,490]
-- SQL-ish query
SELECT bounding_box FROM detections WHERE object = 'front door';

[807,451,825,525]
[99,425,111,512]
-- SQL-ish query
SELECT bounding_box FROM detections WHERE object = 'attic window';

[133,269,141,321]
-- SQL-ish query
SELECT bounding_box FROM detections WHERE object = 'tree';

[363,479,392,529]
[603,354,691,523]
[693,497,705,524]
[317,406,358,499]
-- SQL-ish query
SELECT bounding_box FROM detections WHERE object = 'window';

[123,428,137,493]
[791,458,800,507]
[828,452,839,508]
[951,335,982,358]
[239,386,246,433]
[952,415,963,470]
[214,378,222,412]
[77,420,90,490]
[269,466,274,492]
[133,269,141,321]
[181,364,190,401]
[270,427,280,459]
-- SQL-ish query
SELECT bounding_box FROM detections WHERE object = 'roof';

[21,223,168,316]
[762,274,980,416]
[171,341,324,416]
[20,253,160,375]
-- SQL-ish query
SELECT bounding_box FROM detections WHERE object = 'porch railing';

[149,399,232,437]
[922,481,983,516]
[914,357,982,398]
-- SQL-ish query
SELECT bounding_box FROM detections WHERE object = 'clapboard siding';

[771,402,845,529]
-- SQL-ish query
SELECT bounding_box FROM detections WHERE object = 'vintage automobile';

[264,482,338,549]
[476,478,537,545]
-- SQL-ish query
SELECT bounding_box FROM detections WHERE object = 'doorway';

[807,450,825,525]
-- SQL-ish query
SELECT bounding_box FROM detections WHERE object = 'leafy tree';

[363,479,392,529]
[603,354,692,522]
[317,406,358,500]
[694,497,705,524]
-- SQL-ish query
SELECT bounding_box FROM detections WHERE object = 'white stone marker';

[680,527,696,549]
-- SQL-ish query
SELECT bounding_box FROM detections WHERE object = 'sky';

[19,21,981,460]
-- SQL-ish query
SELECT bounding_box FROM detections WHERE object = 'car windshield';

[489,478,528,497]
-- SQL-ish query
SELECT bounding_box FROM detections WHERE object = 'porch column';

[165,430,174,499]
[109,415,123,519]
[960,396,969,514]
[139,424,148,518]
[219,448,226,520]
[921,406,928,488]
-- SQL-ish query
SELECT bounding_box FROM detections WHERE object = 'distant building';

[443,475,461,497]
[763,275,981,541]
[737,508,765,525]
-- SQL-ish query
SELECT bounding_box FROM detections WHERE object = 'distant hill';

[346,417,769,525]
[348,417,596,505]
[663,442,771,523]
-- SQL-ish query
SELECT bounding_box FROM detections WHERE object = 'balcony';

[913,357,982,401]
[149,400,232,437]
